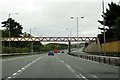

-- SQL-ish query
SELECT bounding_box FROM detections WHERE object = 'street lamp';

[70,16,84,55]
[102,0,106,56]
[66,28,72,53]
[30,28,36,53]
[8,13,19,51]
[66,28,71,38]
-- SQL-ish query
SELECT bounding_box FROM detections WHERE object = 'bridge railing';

[1,37,97,42]
[68,53,120,66]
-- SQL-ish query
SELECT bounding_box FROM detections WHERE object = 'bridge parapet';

[1,37,97,42]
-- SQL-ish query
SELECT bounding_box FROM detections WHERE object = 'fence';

[0,52,40,57]
[68,53,120,66]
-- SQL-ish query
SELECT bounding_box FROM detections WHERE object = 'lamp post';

[70,16,84,54]
[66,28,71,38]
[66,28,71,53]
[102,0,106,56]
[8,13,18,51]
[30,28,36,53]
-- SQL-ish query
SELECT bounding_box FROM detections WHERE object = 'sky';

[0,0,120,38]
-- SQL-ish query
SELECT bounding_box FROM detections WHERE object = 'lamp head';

[70,16,74,19]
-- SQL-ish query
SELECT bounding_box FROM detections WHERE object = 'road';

[2,52,119,80]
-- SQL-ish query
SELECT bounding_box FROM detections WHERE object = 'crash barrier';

[0,52,40,57]
[68,53,120,66]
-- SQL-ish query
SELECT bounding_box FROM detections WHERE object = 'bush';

[2,47,29,53]
[2,47,10,53]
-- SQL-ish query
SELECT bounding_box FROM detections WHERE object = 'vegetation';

[1,18,68,53]
[98,2,120,43]
[2,46,29,53]
[42,43,68,51]
[1,18,42,53]
[2,18,23,37]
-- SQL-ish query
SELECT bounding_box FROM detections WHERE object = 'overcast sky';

[0,0,120,37]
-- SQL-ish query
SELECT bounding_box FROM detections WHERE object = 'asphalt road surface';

[2,52,119,80]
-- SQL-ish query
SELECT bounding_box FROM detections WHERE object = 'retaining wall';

[83,39,120,54]
[83,38,101,53]
[101,41,120,53]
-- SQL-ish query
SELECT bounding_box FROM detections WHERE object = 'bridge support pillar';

[68,41,71,54]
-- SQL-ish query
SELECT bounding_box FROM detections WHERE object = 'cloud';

[0,0,119,37]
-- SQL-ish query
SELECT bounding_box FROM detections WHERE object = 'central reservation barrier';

[68,53,120,67]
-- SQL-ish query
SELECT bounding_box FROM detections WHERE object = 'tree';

[98,2,120,28]
[98,2,120,43]
[43,43,68,51]
[1,18,43,53]
[33,42,43,52]
[114,17,120,39]
[23,32,31,37]
[2,18,23,37]
[2,30,9,37]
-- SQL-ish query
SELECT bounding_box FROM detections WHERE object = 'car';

[54,49,59,53]
[48,51,54,56]
[61,51,65,53]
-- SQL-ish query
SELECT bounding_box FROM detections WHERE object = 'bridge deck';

[1,37,97,42]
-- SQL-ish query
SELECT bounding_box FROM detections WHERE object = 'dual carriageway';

[1,36,119,80]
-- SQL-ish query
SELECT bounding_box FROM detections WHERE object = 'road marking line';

[7,77,12,79]
[75,65,99,79]
[24,66,27,68]
[12,56,43,79]
[59,59,88,79]
[17,70,21,72]
[67,65,71,68]
[27,64,30,67]
[28,63,32,65]
[79,73,86,78]
[61,60,64,62]
[12,73,17,76]
[5,56,44,80]
[64,63,80,77]
[92,75,98,78]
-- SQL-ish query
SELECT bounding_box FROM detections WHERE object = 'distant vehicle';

[61,51,65,53]
[54,49,59,53]
[48,51,54,56]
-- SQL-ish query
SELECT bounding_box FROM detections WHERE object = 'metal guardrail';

[68,53,120,66]
[0,52,40,57]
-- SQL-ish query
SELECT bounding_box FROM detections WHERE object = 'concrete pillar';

[0,30,2,80]
[68,41,71,53]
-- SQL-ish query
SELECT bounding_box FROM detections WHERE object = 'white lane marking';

[24,66,27,68]
[67,65,71,68]
[92,75,98,78]
[12,57,43,78]
[75,65,98,79]
[59,59,88,79]
[26,64,30,67]
[65,64,74,72]
[61,60,64,62]
[12,73,17,76]
[64,63,81,78]
[74,56,119,69]
[5,56,44,80]
[79,73,86,78]
[7,77,12,79]
[17,70,21,73]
